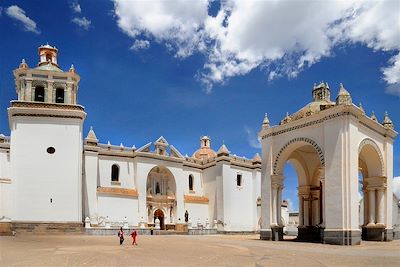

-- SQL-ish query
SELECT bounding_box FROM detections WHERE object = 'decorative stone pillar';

[271,185,277,225]
[362,187,368,226]
[303,198,309,226]
[367,188,376,226]
[277,186,283,225]
[25,79,32,101]
[298,195,304,226]
[66,83,73,104]
[311,190,320,226]
[47,81,53,103]
[376,188,385,226]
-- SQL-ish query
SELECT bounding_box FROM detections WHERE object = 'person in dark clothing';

[118,227,124,245]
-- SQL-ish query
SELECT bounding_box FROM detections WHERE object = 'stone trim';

[10,101,84,111]
[261,111,355,139]
[273,137,324,175]
[12,114,83,120]
[0,178,11,184]
[97,187,138,198]
[359,138,385,176]
[184,195,209,204]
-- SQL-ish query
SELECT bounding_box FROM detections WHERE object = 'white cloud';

[72,17,91,30]
[71,1,82,14]
[0,7,3,16]
[5,5,40,34]
[130,39,150,51]
[244,126,261,149]
[394,177,400,199]
[286,198,294,212]
[112,0,400,93]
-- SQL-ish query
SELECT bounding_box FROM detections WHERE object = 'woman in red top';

[131,229,138,245]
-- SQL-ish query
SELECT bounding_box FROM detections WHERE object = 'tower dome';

[192,136,217,160]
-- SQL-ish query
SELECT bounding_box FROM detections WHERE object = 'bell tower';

[8,44,86,223]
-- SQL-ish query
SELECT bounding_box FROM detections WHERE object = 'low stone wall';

[11,222,84,235]
[85,228,219,236]
[0,222,13,236]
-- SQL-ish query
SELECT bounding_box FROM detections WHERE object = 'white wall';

[10,117,83,222]
[97,195,139,226]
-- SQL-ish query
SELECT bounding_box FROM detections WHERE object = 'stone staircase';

[10,222,84,235]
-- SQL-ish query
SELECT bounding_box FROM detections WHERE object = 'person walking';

[131,229,138,246]
[118,227,124,245]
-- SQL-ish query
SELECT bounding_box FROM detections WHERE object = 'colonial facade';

[0,45,263,233]
[259,82,398,245]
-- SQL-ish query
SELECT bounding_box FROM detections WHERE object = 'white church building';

[0,45,398,245]
[0,45,264,234]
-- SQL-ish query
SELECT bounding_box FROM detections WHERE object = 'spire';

[85,126,98,146]
[253,153,261,163]
[382,111,394,129]
[336,83,352,105]
[262,113,270,129]
[217,144,230,156]
[69,64,76,73]
[370,111,378,122]
[19,58,29,69]
[359,103,365,115]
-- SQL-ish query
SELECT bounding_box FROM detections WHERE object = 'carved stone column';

[311,190,320,226]
[367,188,376,226]
[303,198,309,226]
[66,83,73,104]
[376,188,385,226]
[298,195,304,227]
[47,81,53,103]
[25,79,32,101]
[271,185,277,226]
[277,186,283,225]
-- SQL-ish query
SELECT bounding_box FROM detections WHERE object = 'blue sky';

[0,0,399,211]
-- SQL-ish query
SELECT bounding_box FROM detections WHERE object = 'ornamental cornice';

[97,187,138,198]
[260,105,397,140]
[184,195,209,204]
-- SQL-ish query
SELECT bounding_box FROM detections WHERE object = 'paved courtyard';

[0,234,399,266]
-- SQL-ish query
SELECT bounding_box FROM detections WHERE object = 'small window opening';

[189,175,194,191]
[111,164,119,182]
[156,182,161,194]
[46,53,52,62]
[34,86,45,102]
[236,174,242,187]
[56,88,64,103]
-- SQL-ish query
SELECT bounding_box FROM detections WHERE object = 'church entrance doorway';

[154,209,165,230]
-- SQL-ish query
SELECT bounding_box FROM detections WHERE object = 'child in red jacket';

[131,229,138,245]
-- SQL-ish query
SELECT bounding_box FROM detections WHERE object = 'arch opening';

[358,139,387,241]
[146,166,176,229]
[273,139,325,242]
[34,86,45,102]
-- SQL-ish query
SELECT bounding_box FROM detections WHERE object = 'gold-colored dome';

[192,136,216,160]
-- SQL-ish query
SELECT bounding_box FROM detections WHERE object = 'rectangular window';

[236,174,242,187]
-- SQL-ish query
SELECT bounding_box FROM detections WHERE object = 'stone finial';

[336,83,352,105]
[262,113,270,129]
[69,64,76,73]
[359,103,365,115]
[253,153,261,162]
[85,126,98,146]
[382,111,394,129]
[370,111,378,122]
[280,112,292,125]
[19,58,29,69]
[120,143,124,151]
[217,144,230,156]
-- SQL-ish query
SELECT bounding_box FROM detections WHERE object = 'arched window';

[111,164,119,182]
[236,174,242,187]
[34,86,45,102]
[55,88,64,103]
[189,175,194,191]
